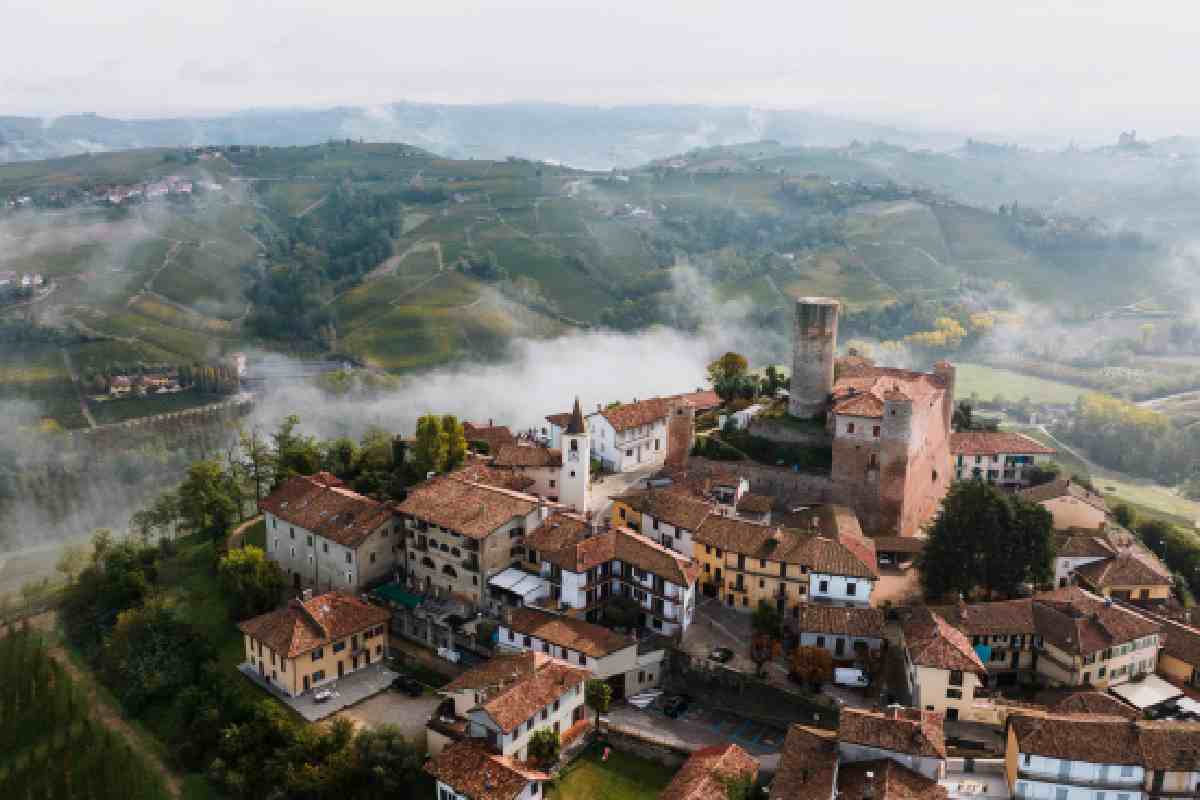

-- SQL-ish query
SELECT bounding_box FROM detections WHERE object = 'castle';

[790,297,955,536]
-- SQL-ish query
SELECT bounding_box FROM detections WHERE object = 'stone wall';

[748,417,833,448]
[689,457,835,508]
[601,728,692,770]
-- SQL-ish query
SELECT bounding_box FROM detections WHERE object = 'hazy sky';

[5,0,1199,137]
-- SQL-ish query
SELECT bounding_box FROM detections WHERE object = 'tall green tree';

[271,415,320,484]
[441,415,468,471]
[178,460,239,539]
[919,480,1054,600]
[585,678,612,732]
[412,414,447,477]
[707,352,750,404]
[218,546,286,621]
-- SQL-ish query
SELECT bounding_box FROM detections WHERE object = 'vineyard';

[0,623,171,800]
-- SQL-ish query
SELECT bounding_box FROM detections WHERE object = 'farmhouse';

[1019,478,1108,530]
[585,397,671,472]
[950,431,1056,487]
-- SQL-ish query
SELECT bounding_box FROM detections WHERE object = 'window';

[1120,766,1134,778]
[578,652,586,665]
[524,636,532,647]
[306,535,313,546]
[946,688,962,699]
[290,546,295,558]
[312,670,325,682]
[290,527,295,539]
[816,635,826,648]
[553,699,560,712]
[847,422,855,434]
[507,629,515,641]
[819,580,829,593]
[333,641,346,653]
[626,449,633,457]
[531,783,540,796]
[846,583,857,596]
[346,571,353,583]
[323,542,329,553]
[370,552,376,564]
[872,425,880,437]
[549,480,556,488]
[949,670,963,686]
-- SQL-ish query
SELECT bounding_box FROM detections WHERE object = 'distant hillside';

[0,104,963,169]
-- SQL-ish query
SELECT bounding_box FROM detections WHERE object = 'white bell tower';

[558,396,590,513]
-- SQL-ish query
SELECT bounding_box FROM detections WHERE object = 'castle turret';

[558,396,589,513]
[789,297,840,419]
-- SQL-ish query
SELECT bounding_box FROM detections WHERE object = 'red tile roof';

[1073,550,1172,589]
[1049,691,1139,719]
[237,591,390,659]
[505,607,634,658]
[839,707,946,759]
[492,445,562,468]
[661,743,759,800]
[617,488,713,531]
[674,389,722,411]
[769,725,839,800]
[950,431,1056,456]
[1019,478,1109,514]
[831,364,950,420]
[259,474,392,548]
[1032,586,1161,656]
[463,422,517,451]
[596,397,671,432]
[477,657,590,733]
[795,605,886,638]
[396,475,538,539]
[836,759,948,800]
[425,740,547,800]
[902,607,986,676]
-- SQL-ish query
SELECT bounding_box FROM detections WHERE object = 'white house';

[794,605,886,661]
[951,431,1057,487]
[586,398,670,472]
[1008,714,1145,800]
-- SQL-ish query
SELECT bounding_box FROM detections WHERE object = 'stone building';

[787,296,955,536]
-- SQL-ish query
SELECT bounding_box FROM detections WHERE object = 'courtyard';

[238,661,398,722]
[550,743,676,800]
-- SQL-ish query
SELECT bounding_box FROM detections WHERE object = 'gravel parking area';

[338,690,442,749]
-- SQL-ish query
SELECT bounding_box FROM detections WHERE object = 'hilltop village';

[205,296,1200,800]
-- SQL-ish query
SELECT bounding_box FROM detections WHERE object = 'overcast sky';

[5,0,1199,138]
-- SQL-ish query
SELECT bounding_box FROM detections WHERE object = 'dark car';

[391,675,423,697]
[708,647,734,663]
[663,694,691,718]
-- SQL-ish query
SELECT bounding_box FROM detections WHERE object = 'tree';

[412,414,448,477]
[178,459,238,539]
[749,633,775,678]
[272,415,320,484]
[707,352,750,404]
[918,480,1054,599]
[56,543,88,583]
[585,678,612,732]
[1025,462,1062,487]
[218,546,287,621]
[751,599,782,639]
[952,401,974,433]
[789,646,834,687]
[441,415,468,471]
[1113,503,1136,529]
[527,728,560,766]
[238,426,275,503]
[721,773,757,800]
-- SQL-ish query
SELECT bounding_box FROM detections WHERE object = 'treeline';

[247,184,408,342]
[1052,393,1199,485]
[56,530,426,799]
[80,362,240,395]
[0,623,171,800]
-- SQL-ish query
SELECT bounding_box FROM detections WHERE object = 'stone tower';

[558,396,590,513]
[788,297,840,419]
[665,399,695,469]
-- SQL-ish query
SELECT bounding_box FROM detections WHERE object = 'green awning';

[371,583,421,609]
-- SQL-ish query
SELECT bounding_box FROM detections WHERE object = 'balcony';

[1016,769,1142,791]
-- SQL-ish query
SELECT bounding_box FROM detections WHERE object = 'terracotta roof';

[1158,616,1200,667]
[237,591,390,659]
[478,657,590,733]
[259,474,392,548]
[696,516,877,578]
[674,389,722,411]
[613,527,701,586]
[660,743,759,800]
[617,488,713,531]
[424,740,546,800]
[902,607,986,676]
[396,475,538,539]
[505,607,634,658]
[443,652,541,693]
[736,493,774,514]
[1074,550,1172,589]
[839,707,946,759]
[594,397,671,432]
[1055,532,1118,559]
[769,725,839,800]
[1136,721,1200,769]
[1009,713,1143,765]
[1049,691,1139,719]
[492,444,562,468]
[525,513,591,556]
[832,392,885,418]
[836,759,948,800]
[1031,586,1161,656]
[1019,479,1109,514]
[545,412,572,428]
[451,462,539,493]
[950,431,1056,456]
[794,605,885,638]
[463,422,517,451]
[933,598,1036,636]
[872,536,926,554]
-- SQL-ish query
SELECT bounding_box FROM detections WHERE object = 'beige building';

[1019,478,1108,530]
[426,652,589,762]
[260,472,399,592]
[237,590,390,697]
[397,474,548,606]
[425,739,548,800]
[1054,527,1172,601]
[902,607,989,723]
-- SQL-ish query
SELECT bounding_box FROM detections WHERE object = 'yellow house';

[238,590,391,697]
[692,511,878,614]
[1072,550,1172,603]
[1146,613,1200,689]
[902,606,989,722]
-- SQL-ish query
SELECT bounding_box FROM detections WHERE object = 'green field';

[550,745,675,800]
[89,389,224,426]
[957,363,1088,405]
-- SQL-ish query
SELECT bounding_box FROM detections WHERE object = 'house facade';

[237,590,390,697]
[260,473,399,592]
[397,474,547,606]
[951,431,1056,487]
[586,398,670,472]
[610,488,712,558]
[902,607,989,722]
[794,604,886,661]
[1019,479,1108,531]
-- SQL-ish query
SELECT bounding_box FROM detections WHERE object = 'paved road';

[587,464,658,520]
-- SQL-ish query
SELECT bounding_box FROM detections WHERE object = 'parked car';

[663,694,691,718]
[391,675,423,697]
[314,689,334,703]
[833,667,869,688]
[708,647,734,663]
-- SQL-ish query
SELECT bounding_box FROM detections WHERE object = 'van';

[834,668,869,688]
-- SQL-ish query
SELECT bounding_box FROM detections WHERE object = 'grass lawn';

[550,745,676,800]
[957,363,1087,405]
